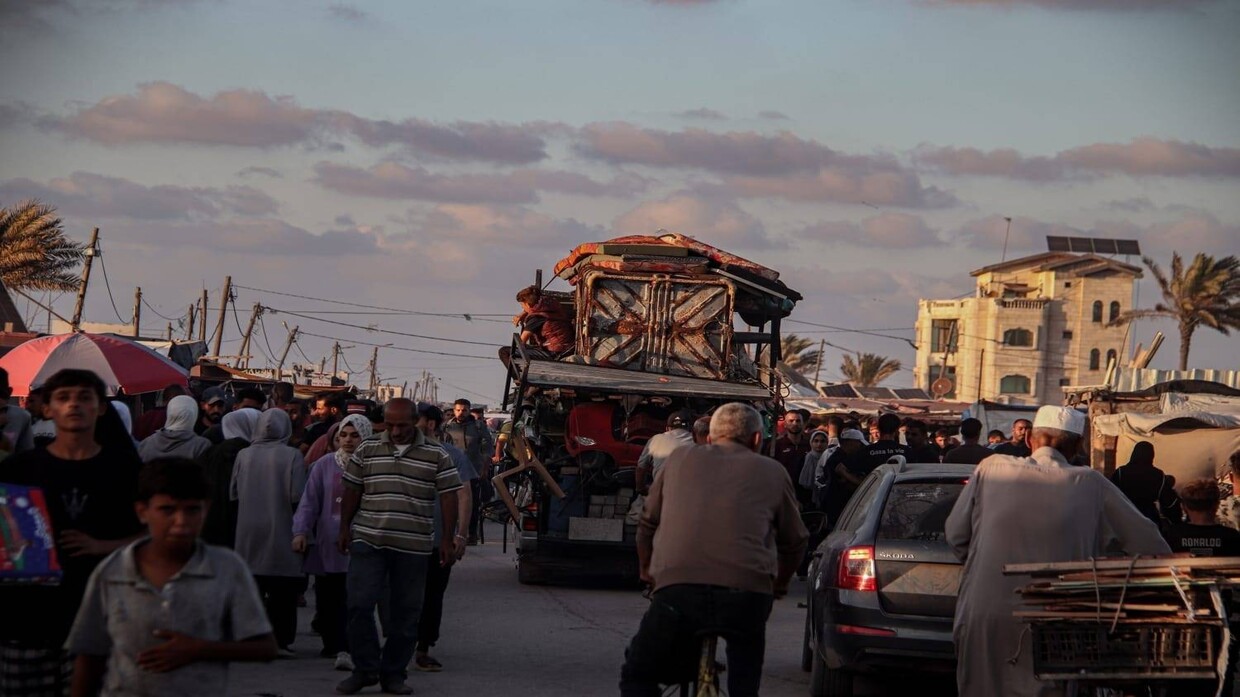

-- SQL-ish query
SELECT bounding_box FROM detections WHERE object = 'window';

[1000,374,1031,394]
[1092,301,1103,323]
[879,482,966,542]
[1106,349,1118,367]
[1062,331,1073,340]
[930,319,958,353]
[1109,301,1121,323]
[1089,349,1101,371]
[1064,281,1073,288]
[1003,328,1033,347]
[1059,378,1071,386]
[835,476,885,534]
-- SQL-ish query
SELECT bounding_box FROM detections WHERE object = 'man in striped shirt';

[335,399,462,695]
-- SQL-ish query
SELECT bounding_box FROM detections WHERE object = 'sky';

[1,0,1238,404]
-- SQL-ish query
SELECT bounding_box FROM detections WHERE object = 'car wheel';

[800,605,813,672]
[810,648,853,697]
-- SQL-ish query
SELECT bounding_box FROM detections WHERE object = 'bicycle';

[640,586,728,697]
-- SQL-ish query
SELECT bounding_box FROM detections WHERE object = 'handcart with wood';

[1005,556,1240,696]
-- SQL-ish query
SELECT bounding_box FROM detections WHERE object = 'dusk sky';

[2,0,1237,404]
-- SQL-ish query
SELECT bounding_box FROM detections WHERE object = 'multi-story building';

[913,252,1142,405]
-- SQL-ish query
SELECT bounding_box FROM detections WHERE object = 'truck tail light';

[837,546,877,592]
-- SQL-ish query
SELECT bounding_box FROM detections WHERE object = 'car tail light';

[837,546,877,592]
[521,515,539,532]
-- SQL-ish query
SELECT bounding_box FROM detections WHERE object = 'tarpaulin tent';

[1093,411,1240,482]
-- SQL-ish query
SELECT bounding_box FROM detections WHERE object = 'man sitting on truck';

[621,403,808,697]
[498,285,574,375]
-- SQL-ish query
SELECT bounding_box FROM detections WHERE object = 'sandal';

[414,654,443,672]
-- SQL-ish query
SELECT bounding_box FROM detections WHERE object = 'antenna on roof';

[1000,216,1012,263]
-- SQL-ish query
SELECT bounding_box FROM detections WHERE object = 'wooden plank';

[1004,556,1240,575]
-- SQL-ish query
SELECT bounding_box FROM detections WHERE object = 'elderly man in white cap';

[945,405,1171,697]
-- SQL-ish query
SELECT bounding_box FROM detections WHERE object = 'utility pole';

[331,342,341,378]
[166,323,173,340]
[185,302,197,340]
[368,347,379,394]
[275,325,299,382]
[236,303,261,369]
[71,227,100,331]
[199,289,208,341]
[811,338,825,390]
[211,276,232,359]
[132,287,142,337]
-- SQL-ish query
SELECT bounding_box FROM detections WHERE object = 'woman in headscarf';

[96,400,139,461]
[231,408,307,656]
[137,395,212,462]
[292,413,371,671]
[199,408,260,547]
[1111,440,1182,528]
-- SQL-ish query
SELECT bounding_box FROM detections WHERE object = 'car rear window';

[877,481,965,542]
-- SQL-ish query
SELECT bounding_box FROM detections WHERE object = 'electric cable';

[266,308,499,348]
[232,283,509,320]
[297,330,496,361]
[95,249,132,324]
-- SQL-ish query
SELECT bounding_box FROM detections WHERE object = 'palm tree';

[0,199,84,292]
[840,351,901,387]
[779,334,822,374]
[1111,253,1240,371]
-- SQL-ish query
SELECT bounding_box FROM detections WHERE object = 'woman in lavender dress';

[292,413,372,671]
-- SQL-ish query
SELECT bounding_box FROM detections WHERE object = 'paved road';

[228,521,951,696]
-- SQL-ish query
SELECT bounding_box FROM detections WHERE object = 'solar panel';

[893,387,932,400]
[819,384,860,399]
[856,386,896,399]
[1046,236,1140,255]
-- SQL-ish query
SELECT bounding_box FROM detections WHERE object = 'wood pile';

[1003,556,1240,681]
[1005,556,1240,625]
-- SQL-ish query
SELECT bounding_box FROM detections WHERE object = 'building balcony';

[998,298,1050,310]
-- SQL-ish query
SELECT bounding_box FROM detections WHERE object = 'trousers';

[345,542,428,679]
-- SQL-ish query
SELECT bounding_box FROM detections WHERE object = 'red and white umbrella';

[0,332,189,397]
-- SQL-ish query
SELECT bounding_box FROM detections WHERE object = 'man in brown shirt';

[620,403,808,697]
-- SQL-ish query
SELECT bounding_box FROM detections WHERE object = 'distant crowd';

[0,367,496,697]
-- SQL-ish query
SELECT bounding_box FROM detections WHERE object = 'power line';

[140,296,183,323]
[434,377,500,404]
[255,308,510,322]
[95,250,132,324]
[784,318,916,347]
[232,283,509,321]
[297,330,497,360]
[267,308,499,348]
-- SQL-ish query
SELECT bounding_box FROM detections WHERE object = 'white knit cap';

[839,428,867,442]
[1032,405,1086,435]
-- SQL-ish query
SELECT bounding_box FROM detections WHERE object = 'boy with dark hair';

[0,369,143,696]
[67,458,277,696]
[233,388,266,411]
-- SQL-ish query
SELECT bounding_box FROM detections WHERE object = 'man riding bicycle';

[620,403,809,697]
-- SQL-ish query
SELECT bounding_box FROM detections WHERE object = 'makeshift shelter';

[1092,411,1240,483]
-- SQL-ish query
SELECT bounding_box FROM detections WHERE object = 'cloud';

[757,110,790,120]
[923,0,1217,10]
[724,170,957,207]
[1103,196,1156,213]
[576,122,954,207]
[917,138,1240,180]
[612,192,772,248]
[0,0,206,33]
[39,82,552,163]
[237,166,282,179]
[312,162,647,203]
[0,171,278,220]
[413,204,602,248]
[799,213,942,248]
[677,108,727,120]
[326,4,367,21]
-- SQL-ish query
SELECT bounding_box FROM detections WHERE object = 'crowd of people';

[0,367,496,697]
